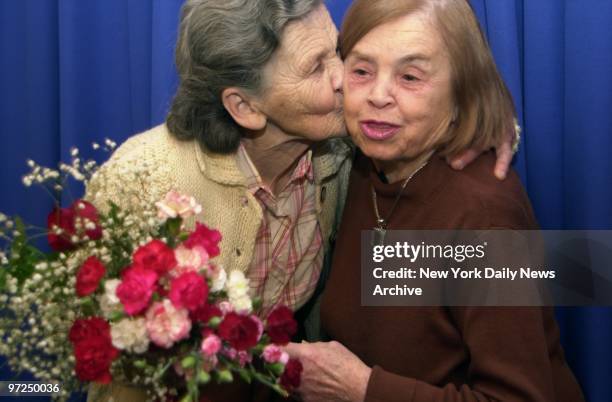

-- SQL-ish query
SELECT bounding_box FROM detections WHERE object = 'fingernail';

[453,160,464,170]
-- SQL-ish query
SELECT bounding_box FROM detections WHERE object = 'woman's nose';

[330,57,344,93]
[368,76,393,109]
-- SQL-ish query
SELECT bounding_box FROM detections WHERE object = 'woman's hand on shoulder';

[447,125,517,180]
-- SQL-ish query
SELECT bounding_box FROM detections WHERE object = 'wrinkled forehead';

[277,4,338,59]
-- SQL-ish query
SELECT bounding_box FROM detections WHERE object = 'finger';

[283,342,305,358]
[494,142,513,180]
[447,148,480,170]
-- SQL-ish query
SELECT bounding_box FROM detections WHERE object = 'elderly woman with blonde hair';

[286,1,585,401]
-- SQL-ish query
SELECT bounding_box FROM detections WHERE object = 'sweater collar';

[366,150,447,203]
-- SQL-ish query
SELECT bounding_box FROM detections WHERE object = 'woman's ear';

[221,88,267,131]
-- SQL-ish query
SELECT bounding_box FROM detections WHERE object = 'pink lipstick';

[360,120,401,141]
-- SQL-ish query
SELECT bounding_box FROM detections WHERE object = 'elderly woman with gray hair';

[85,0,515,400]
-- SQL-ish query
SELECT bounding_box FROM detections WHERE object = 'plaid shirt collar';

[236,142,314,197]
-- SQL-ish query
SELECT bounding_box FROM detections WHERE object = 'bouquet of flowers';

[0,141,302,401]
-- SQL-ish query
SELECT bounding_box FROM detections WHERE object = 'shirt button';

[320,186,327,203]
[236,248,241,257]
[241,196,249,207]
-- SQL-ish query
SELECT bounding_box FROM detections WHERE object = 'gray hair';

[166,0,322,154]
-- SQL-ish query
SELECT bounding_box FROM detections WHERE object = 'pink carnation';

[116,265,158,315]
[237,350,252,367]
[156,190,202,219]
[200,334,222,357]
[145,299,192,348]
[170,245,209,278]
[221,346,238,360]
[251,314,264,342]
[218,301,233,315]
[262,344,290,364]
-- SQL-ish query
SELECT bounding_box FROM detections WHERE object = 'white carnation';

[110,318,149,354]
[98,279,122,318]
[226,270,249,299]
[231,295,252,313]
[226,271,252,313]
[209,267,227,293]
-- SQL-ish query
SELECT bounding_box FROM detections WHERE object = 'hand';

[447,122,518,180]
[284,341,372,402]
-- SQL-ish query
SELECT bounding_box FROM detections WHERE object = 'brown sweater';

[320,151,585,402]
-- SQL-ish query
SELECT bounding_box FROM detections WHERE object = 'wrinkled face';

[343,12,455,163]
[256,4,345,141]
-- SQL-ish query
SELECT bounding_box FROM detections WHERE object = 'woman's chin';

[356,144,401,162]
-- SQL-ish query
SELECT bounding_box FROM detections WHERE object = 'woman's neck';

[372,151,435,184]
[242,126,311,194]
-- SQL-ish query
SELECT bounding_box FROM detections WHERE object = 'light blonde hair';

[340,0,516,157]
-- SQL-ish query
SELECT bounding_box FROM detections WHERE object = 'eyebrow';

[348,50,431,66]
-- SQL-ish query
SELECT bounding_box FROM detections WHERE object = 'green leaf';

[207,316,222,328]
[267,363,285,377]
[252,297,263,311]
[166,217,182,237]
[251,344,264,355]
[216,369,233,383]
[187,380,199,401]
[79,296,96,316]
[181,355,197,369]
[109,311,125,322]
[196,370,211,385]
[133,360,147,369]
[0,269,6,291]
[237,367,252,384]
[7,217,43,285]
[272,385,289,398]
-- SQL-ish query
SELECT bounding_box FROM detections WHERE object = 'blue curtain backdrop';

[1,0,611,401]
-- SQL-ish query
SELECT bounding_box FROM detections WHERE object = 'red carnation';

[132,239,176,276]
[191,303,222,324]
[69,317,110,344]
[47,207,76,251]
[74,339,119,383]
[279,358,303,390]
[184,222,222,258]
[76,256,106,297]
[266,306,297,345]
[72,200,103,241]
[69,317,119,383]
[47,199,102,251]
[218,312,259,351]
[169,272,208,312]
[116,265,159,315]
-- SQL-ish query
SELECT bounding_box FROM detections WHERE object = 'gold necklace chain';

[370,160,429,245]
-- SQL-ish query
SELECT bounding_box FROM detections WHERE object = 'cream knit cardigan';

[85,125,352,401]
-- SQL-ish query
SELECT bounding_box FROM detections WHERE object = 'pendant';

[372,226,387,247]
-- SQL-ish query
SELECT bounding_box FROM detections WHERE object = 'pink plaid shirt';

[236,144,323,315]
